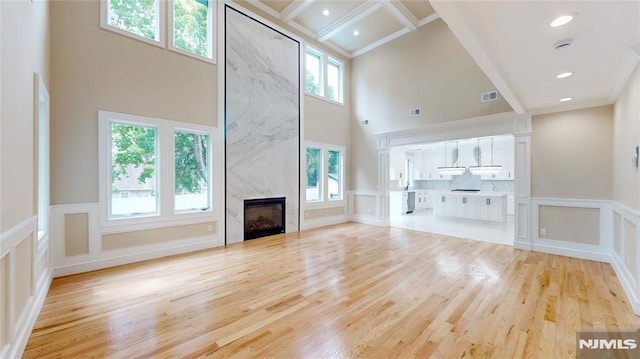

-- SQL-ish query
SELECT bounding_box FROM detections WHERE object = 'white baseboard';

[530,239,609,262]
[53,235,222,277]
[610,250,640,315]
[513,240,531,251]
[6,268,52,359]
[349,215,389,227]
[301,215,348,230]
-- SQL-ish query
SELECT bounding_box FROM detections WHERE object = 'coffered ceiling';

[241,0,640,115]
[243,0,439,58]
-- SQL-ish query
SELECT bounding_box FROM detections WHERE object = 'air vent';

[554,38,573,50]
[360,119,369,126]
[409,107,422,117]
[481,91,498,103]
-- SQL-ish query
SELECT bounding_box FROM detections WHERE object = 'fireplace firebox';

[244,197,285,240]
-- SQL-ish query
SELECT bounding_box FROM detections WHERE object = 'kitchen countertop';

[433,191,509,197]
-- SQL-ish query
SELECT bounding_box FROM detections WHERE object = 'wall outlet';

[207,225,213,232]
[540,228,547,236]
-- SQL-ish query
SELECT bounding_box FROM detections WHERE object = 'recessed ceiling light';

[560,97,573,102]
[322,9,330,16]
[353,30,359,36]
[551,14,575,27]
[556,71,573,79]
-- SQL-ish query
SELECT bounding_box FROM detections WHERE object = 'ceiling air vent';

[554,38,573,50]
[409,107,422,117]
[481,91,498,103]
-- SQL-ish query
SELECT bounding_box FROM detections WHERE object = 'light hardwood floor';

[24,223,640,358]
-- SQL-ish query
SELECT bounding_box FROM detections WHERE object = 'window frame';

[304,46,324,97]
[304,45,344,105]
[327,57,344,104]
[168,0,217,64]
[100,0,166,48]
[172,127,214,214]
[327,147,344,201]
[305,142,346,206]
[305,145,324,203]
[99,111,216,229]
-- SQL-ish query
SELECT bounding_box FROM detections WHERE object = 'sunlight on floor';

[390,209,514,246]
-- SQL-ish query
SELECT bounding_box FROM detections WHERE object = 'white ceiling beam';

[417,13,440,27]
[287,20,353,58]
[351,28,410,57]
[281,0,316,23]
[430,0,525,114]
[381,0,418,31]
[317,1,383,42]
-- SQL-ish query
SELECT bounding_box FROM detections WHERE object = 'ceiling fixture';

[437,141,466,176]
[556,71,573,79]
[553,38,573,50]
[560,97,574,102]
[469,138,502,175]
[550,14,575,27]
[322,9,330,16]
[353,30,359,36]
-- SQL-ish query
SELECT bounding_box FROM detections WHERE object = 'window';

[328,149,342,200]
[35,73,50,242]
[99,111,215,226]
[304,46,344,104]
[102,0,163,45]
[305,143,345,203]
[110,122,159,218]
[306,147,322,202]
[327,58,343,103]
[305,48,322,96]
[170,0,215,61]
[100,0,217,63]
[174,130,210,212]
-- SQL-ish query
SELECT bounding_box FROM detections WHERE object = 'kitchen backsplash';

[409,169,515,192]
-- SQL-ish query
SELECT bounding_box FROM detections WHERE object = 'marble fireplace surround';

[224,5,301,244]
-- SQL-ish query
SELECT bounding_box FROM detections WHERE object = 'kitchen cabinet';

[479,138,515,180]
[423,149,452,181]
[433,192,507,222]
[414,191,433,210]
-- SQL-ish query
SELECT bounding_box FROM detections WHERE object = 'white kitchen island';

[433,191,507,223]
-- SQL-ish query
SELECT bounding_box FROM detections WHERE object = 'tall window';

[304,46,344,104]
[305,48,323,96]
[306,143,345,203]
[174,130,210,212]
[328,149,342,200]
[306,147,322,202]
[110,122,159,218]
[104,0,162,43]
[99,111,215,226]
[170,0,214,60]
[36,74,50,242]
[327,58,343,103]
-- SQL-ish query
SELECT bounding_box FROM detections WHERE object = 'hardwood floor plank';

[23,223,640,358]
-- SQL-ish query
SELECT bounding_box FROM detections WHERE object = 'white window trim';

[305,144,324,204]
[100,0,166,48]
[305,141,346,207]
[305,46,324,97]
[327,56,344,104]
[304,45,344,105]
[327,146,344,201]
[98,110,216,229]
[35,73,50,249]
[168,0,217,64]
[172,126,215,214]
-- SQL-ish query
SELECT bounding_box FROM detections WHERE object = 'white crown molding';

[608,49,640,103]
[243,0,280,18]
[530,98,614,116]
[381,0,418,31]
[317,1,383,42]
[281,0,316,23]
[430,0,526,115]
